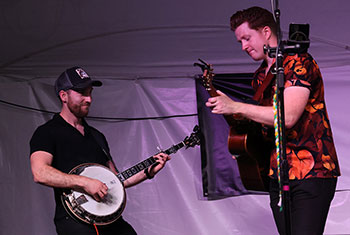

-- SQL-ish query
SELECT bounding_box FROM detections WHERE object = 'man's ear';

[262,26,272,40]
[59,90,67,103]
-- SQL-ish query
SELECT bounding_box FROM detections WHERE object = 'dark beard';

[67,101,90,118]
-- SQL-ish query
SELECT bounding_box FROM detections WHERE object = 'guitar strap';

[252,67,276,103]
[88,125,119,173]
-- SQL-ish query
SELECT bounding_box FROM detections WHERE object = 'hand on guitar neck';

[195,59,245,121]
[205,90,244,119]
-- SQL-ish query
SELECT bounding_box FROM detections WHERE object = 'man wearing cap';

[29,67,170,234]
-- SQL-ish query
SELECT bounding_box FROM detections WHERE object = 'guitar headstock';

[183,125,201,148]
[193,58,216,95]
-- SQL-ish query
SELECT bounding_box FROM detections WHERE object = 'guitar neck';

[117,141,185,182]
[201,67,238,126]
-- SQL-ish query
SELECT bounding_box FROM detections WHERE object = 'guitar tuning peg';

[198,58,209,66]
[194,58,213,72]
[156,146,163,152]
[193,125,200,133]
[193,62,206,72]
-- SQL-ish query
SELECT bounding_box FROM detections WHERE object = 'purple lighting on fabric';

[195,73,258,200]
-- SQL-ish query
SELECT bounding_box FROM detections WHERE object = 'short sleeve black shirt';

[30,113,109,220]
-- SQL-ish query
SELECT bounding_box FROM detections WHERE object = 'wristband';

[144,168,154,179]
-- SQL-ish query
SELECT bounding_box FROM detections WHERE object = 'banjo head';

[63,163,126,225]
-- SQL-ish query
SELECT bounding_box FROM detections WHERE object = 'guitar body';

[196,60,271,191]
[228,125,271,192]
[226,119,270,192]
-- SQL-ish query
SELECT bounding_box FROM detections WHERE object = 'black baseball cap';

[54,66,102,96]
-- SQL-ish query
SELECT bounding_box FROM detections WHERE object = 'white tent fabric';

[1,0,350,234]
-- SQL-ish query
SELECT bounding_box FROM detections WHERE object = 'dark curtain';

[196,73,256,200]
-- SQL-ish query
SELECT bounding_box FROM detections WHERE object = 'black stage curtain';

[196,73,256,200]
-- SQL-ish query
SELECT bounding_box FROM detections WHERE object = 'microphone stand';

[265,1,294,234]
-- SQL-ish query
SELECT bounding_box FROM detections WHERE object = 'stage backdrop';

[1,0,350,234]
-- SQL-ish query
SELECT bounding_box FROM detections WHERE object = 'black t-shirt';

[30,113,110,220]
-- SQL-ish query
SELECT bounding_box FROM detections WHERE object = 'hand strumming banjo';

[61,125,200,225]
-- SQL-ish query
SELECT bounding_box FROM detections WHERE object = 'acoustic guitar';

[195,59,271,192]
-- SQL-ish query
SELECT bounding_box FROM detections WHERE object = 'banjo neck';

[116,141,185,182]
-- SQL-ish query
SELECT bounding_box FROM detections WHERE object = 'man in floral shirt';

[206,6,340,235]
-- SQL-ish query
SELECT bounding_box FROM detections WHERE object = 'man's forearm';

[32,164,88,190]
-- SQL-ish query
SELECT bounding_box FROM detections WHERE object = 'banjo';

[61,125,200,225]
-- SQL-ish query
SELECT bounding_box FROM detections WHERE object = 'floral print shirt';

[252,53,340,180]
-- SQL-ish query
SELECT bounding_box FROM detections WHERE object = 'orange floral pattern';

[288,149,314,179]
[253,53,340,180]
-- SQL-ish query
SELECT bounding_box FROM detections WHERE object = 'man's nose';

[84,95,92,103]
[241,41,248,51]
